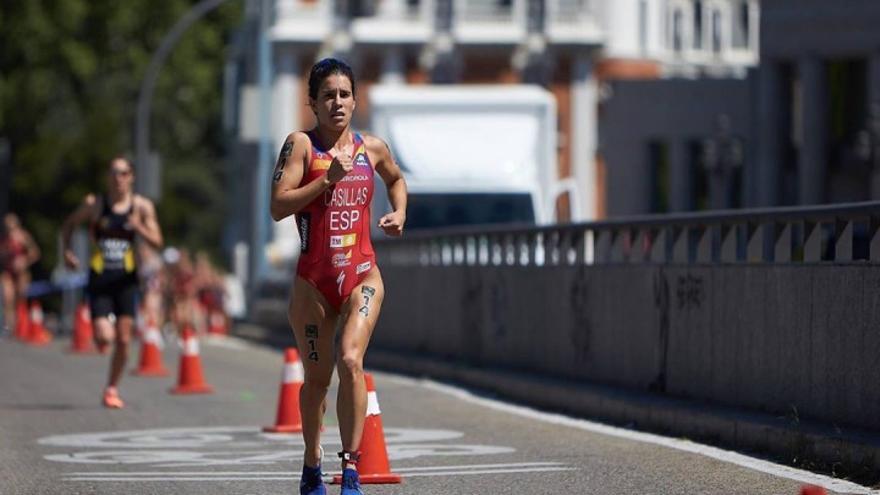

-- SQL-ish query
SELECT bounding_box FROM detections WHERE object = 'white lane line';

[387,376,879,495]
[66,477,297,482]
[400,461,565,472]
[65,462,568,477]
[63,466,576,482]
[66,462,567,476]
[405,467,576,478]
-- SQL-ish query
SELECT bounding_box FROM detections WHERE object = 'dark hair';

[308,58,356,100]
[108,155,135,173]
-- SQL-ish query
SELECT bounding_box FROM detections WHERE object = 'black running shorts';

[88,275,139,318]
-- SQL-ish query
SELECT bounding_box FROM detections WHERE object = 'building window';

[781,62,799,206]
[828,59,870,203]
[404,0,421,17]
[350,0,377,17]
[437,0,453,31]
[466,0,513,20]
[711,9,722,54]
[648,141,670,213]
[732,1,750,48]
[672,9,684,54]
[528,0,546,33]
[693,0,703,50]
[689,140,710,211]
[639,0,649,55]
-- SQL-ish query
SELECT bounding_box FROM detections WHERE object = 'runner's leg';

[336,267,384,467]
[91,292,115,352]
[290,276,337,468]
[108,315,133,388]
[1,272,14,330]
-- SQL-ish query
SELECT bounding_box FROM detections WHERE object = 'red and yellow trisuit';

[296,131,376,310]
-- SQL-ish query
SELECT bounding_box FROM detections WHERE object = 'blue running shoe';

[340,468,363,495]
[300,463,326,495]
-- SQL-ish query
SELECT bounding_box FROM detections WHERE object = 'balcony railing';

[459,0,516,23]
[272,0,600,45]
[271,0,333,41]
[548,0,594,25]
[376,201,880,267]
[450,0,526,43]
[544,0,601,44]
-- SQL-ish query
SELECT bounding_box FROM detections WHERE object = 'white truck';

[368,84,582,232]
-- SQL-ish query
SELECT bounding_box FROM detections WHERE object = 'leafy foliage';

[0,0,243,274]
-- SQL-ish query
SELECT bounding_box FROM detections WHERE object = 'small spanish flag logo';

[311,158,332,171]
[329,234,357,248]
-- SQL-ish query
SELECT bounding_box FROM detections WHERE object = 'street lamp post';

[251,0,274,297]
[134,0,233,200]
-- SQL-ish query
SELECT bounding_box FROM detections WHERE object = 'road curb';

[364,348,880,484]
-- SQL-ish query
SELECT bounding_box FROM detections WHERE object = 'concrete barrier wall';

[374,263,880,431]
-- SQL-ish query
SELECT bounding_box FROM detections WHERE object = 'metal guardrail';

[376,201,880,266]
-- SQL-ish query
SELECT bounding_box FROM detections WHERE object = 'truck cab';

[368,84,580,233]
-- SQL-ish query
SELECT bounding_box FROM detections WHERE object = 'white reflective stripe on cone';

[366,391,381,416]
[282,362,304,383]
[145,328,164,348]
[31,307,43,322]
[183,337,199,356]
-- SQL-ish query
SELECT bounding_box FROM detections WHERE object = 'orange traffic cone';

[169,327,213,394]
[68,303,95,353]
[263,348,304,433]
[132,316,170,376]
[207,309,228,336]
[27,300,52,346]
[801,486,827,495]
[333,373,402,484]
[14,300,29,342]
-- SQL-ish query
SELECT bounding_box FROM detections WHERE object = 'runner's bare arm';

[61,194,98,269]
[22,230,40,266]
[132,196,164,250]
[270,132,331,221]
[366,135,407,236]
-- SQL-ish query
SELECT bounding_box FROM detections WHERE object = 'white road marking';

[65,477,296,482]
[65,461,569,476]
[40,426,462,449]
[404,466,576,477]
[388,375,879,495]
[46,445,515,467]
[398,461,564,472]
[63,466,576,482]
[40,426,520,473]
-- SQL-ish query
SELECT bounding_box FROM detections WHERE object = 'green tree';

[0,0,242,275]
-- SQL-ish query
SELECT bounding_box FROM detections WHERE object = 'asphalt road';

[1,333,876,495]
